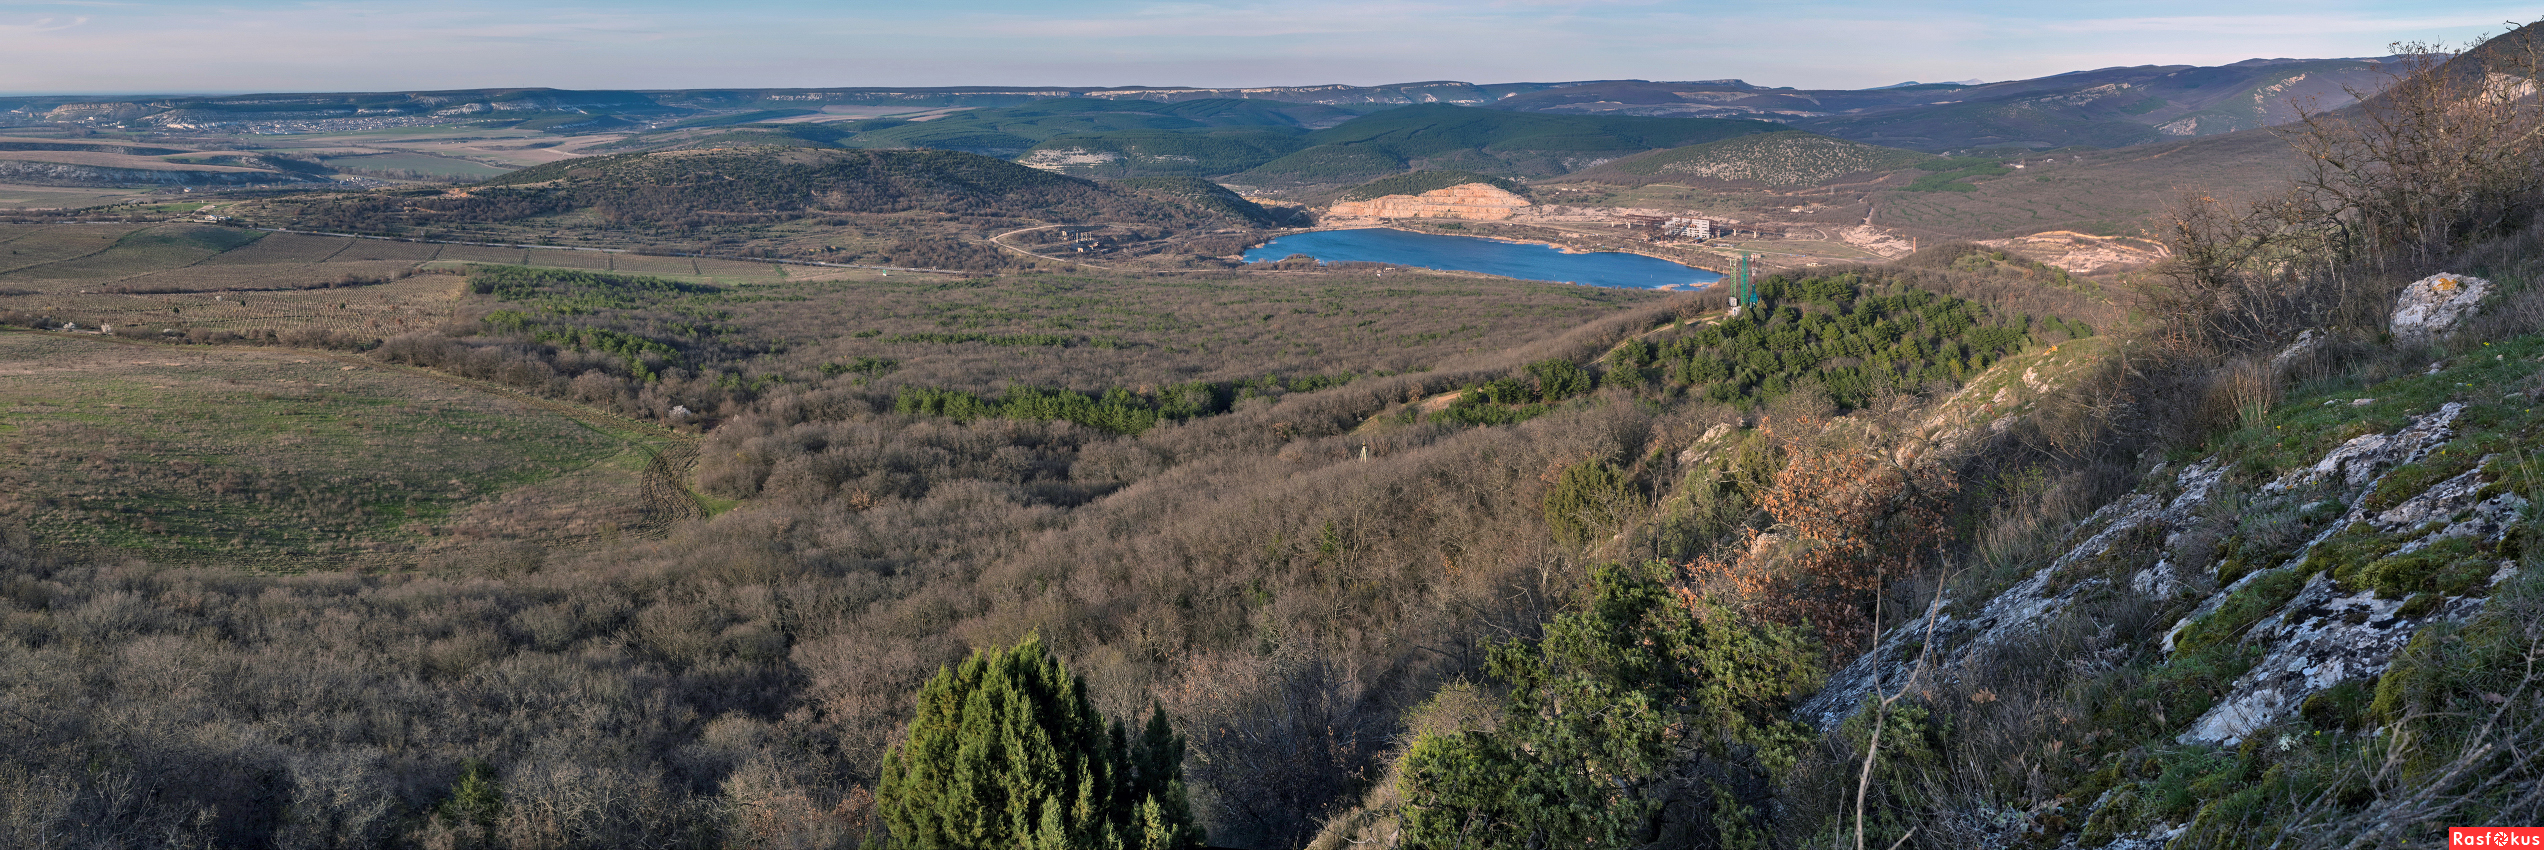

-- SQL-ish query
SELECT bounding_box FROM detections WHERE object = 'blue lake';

[1244,228,1721,291]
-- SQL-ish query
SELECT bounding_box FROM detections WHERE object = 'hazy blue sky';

[1,0,2532,94]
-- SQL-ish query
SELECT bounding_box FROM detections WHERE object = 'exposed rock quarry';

[2390,272,2493,344]
[1978,231,2170,275]
[1326,184,1532,221]
[1016,148,1123,171]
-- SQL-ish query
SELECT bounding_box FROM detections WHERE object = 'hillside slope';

[1572,130,1935,187]
[1486,58,2404,151]
[1229,104,1787,184]
[280,147,1253,231]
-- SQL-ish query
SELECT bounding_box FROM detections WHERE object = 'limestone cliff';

[1325,183,1531,221]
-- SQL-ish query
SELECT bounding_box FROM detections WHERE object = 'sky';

[0,0,2533,95]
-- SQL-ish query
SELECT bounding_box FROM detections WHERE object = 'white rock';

[1799,463,2225,729]
[2271,329,2324,371]
[2373,460,2513,534]
[2179,572,2486,745]
[1676,422,1736,466]
[2391,273,2493,344]
[2263,403,2462,494]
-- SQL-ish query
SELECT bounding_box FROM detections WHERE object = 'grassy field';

[1,224,463,337]
[0,330,680,568]
[0,222,909,344]
[528,265,1675,397]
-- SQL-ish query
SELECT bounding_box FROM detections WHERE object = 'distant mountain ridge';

[1485,57,2411,150]
[0,56,2405,153]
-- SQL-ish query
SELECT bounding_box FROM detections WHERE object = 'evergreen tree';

[878,635,1200,850]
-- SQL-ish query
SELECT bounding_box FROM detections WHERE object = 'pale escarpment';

[1325,183,1532,221]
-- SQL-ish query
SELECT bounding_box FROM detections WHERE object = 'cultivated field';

[0,330,680,568]
[0,223,262,280]
[331,238,443,262]
[519,246,614,270]
[0,150,267,172]
[0,183,158,208]
[0,223,140,274]
[316,151,513,179]
[433,243,531,264]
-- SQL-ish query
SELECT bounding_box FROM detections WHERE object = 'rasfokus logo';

[2454,827,2544,846]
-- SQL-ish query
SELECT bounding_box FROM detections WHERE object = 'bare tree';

[2283,28,2544,274]
[2151,24,2544,353]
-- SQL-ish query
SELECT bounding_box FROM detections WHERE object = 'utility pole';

[1727,251,1753,315]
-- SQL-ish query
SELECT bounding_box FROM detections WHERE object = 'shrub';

[1397,562,1819,850]
[1544,457,1635,547]
[877,635,1200,850]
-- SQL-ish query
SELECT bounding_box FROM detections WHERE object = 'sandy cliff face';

[1326,183,1532,221]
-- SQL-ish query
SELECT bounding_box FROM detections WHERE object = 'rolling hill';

[1569,130,1936,187]
[1018,129,1313,178]
[1226,104,1789,184]
[318,147,1260,228]
[1104,175,1282,226]
[836,98,1348,157]
[245,146,1272,274]
[1862,127,2310,238]
[1486,58,2407,151]
[0,137,329,188]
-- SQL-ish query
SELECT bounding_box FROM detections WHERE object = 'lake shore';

[1245,226,1722,291]
[1258,223,1731,274]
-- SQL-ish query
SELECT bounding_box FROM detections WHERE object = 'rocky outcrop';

[2176,438,2529,745]
[2391,273,2493,344]
[1801,402,2525,738]
[1797,460,2230,729]
[2269,329,2325,372]
[42,102,159,123]
[1326,184,1531,221]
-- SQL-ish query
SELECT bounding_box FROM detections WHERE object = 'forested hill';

[288,147,1258,231]
[1229,105,1789,183]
